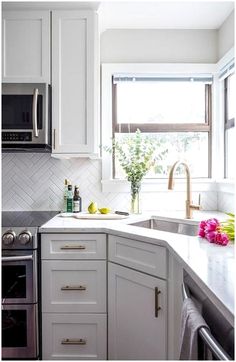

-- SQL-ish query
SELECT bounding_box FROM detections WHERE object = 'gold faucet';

[168,160,200,219]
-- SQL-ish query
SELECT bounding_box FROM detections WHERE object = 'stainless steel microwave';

[2,84,51,151]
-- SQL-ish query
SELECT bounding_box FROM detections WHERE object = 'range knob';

[2,230,16,245]
[18,231,32,245]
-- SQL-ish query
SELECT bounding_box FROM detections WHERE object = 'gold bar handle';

[61,285,86,291]
[61,338,86,345]
[60,245,86,250]
[155,287,161,318]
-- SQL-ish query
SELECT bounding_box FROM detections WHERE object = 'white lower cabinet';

[108,263,167,360]
[42,313,107,360]
[41,233,107,360]
[41,233,168,360]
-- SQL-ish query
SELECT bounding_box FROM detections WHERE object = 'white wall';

[101,29,218,63]
[218,10,235,59]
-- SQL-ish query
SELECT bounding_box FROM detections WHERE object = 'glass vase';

[130,182,141,214]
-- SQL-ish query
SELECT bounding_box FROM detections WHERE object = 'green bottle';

[63,179,70,212]
[67,184,73,212]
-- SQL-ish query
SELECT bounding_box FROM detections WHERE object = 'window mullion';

[114,123,210,133]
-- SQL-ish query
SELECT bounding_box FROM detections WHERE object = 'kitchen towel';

[179,297,210,360]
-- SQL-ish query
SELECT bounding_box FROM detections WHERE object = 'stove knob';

[18,231,32,245]
[2,230,16,245]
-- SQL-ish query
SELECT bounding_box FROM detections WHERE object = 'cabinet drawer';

[42,260,106,313]
[41,234,106,260]
[108,235,167,279]
[42,313,107,360]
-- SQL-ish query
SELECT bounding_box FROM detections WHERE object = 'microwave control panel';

[2,132,32,142]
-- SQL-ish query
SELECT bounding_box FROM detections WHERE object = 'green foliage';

[104,129,159,186]
[220,213,235,241]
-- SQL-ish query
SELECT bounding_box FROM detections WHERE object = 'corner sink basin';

[131,218,199,236]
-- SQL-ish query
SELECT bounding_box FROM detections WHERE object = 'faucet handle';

[189,194,201,212]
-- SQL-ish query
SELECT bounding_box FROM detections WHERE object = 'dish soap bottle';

[67,184,73,212]
[73,185,82,213]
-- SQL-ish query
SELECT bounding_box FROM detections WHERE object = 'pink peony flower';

[198,228,206,238]
[205,218,219,232]
[199,220,207,229]
[215,232,229,246]
[206,231,217,243]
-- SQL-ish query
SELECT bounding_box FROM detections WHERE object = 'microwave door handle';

[32,88,39,137]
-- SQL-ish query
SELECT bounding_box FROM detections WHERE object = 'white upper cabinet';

[2,11,50,83]
[51,10,99,156]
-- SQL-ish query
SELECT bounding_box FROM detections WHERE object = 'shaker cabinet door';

[2,11,50,82]
[51,10,99,155]
[108,262,167,360]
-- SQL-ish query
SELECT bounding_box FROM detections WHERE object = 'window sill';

[101,178,218,193]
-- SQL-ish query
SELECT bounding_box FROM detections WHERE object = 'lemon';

[98,208,111,214]
[88,202,98,214]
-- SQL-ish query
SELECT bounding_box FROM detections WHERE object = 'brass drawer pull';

[155,287,161,318]
[60,245,86,250]
[61,338,86,345]
[61,285,86,291]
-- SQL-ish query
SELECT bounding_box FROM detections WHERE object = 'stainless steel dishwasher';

[182,272,234,360]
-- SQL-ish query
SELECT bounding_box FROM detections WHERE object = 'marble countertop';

[40,210,234,325]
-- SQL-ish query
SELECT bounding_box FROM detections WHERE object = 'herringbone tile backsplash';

[1,153,233,212]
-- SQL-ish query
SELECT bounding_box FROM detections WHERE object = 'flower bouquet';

[198,213,235,246]
[104,129,160,213]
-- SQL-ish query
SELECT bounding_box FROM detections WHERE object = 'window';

[224,72,235,179]
[112,75,212,179]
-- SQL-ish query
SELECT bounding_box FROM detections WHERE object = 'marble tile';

[1,153,232,213]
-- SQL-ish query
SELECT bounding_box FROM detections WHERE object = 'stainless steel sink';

[131,218,199,236]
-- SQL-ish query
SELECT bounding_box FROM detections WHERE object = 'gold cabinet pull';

[61,338,86,345]
[61,285,86,291]
[155,287,161,318]
[60,245,86,250]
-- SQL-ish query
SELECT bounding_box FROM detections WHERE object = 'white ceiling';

[98,1,234,32]
[2,1,234,31]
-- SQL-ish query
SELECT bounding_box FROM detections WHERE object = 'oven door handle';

[2,255,33,262]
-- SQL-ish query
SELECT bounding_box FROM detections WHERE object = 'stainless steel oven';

[2,226,39,359]
[2,304,38,359]
[1,211,59,360]
[2,250,37,305]
[2,83,51,150]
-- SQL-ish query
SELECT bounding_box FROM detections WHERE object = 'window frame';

[224,73,235,178]
[111,72,212,179]
[112,79,211,133]
[101,63,218,193]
